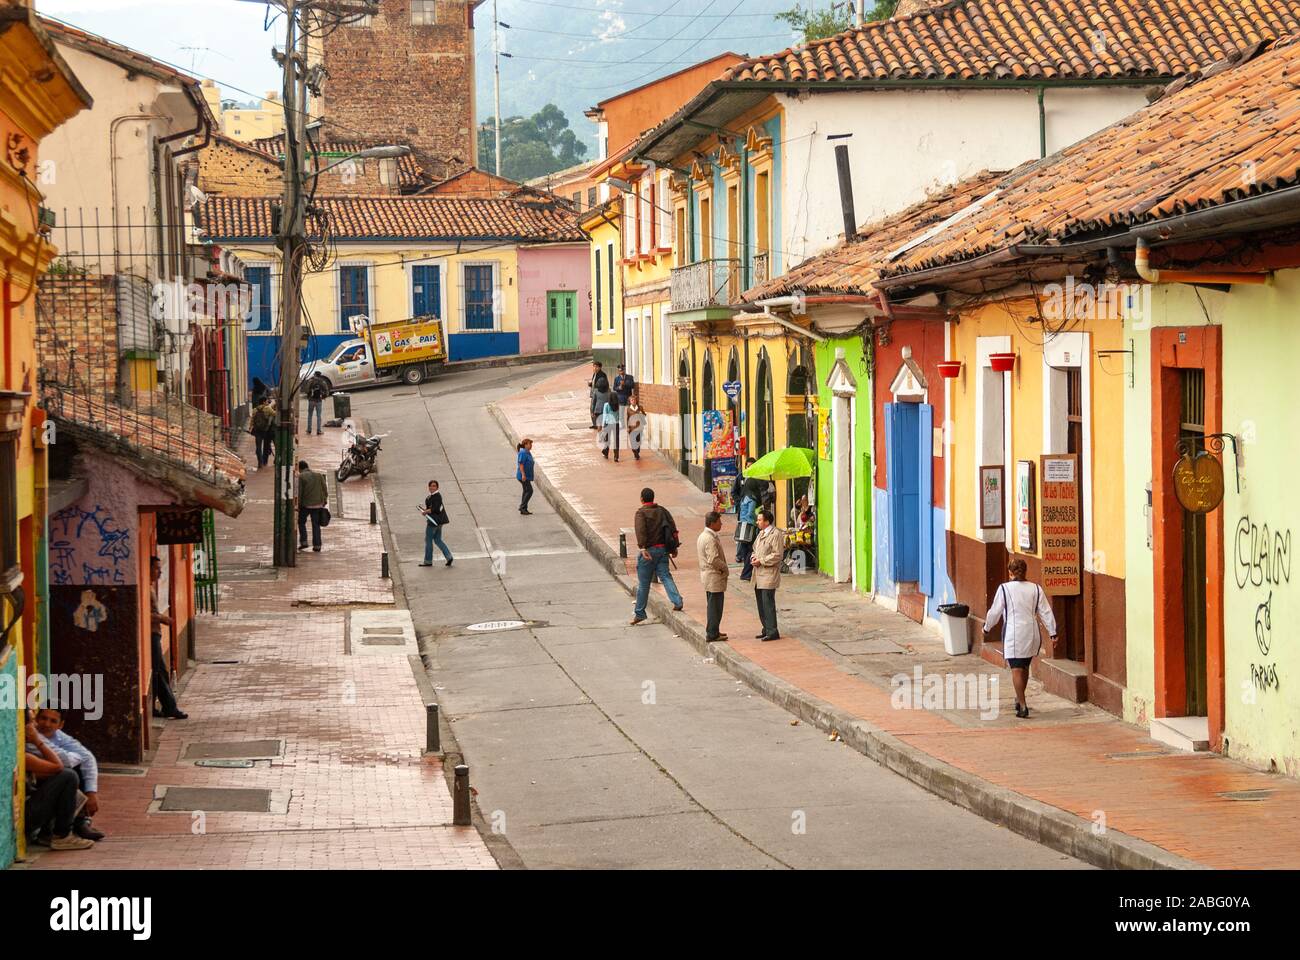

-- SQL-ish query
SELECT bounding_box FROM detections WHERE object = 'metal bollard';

[426,702,440,753]
[453,764,471,825]
[370,501,377,524]
[619,531,627,558]
[381,552,390,578]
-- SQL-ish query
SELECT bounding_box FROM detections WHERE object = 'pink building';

[517,243,592,356]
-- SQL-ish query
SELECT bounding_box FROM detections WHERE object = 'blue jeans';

[307,399,323,433]
[634,546,682,619]
[736,538,754,580]
[424,521,452,563]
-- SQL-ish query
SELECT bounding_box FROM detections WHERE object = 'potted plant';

[988,352,1017,373]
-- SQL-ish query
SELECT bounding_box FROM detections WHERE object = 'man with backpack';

[250,396,277,469]
[630,487,684,625]
[305,377,328,435]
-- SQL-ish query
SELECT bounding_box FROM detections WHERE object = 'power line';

[510,0,788,17]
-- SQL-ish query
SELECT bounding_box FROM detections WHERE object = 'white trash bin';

[938,603,971,656]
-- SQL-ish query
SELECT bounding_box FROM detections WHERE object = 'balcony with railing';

[669,258,740,314]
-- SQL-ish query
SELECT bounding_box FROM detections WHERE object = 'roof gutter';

[1134,236,1269,286]
[159,81,211,157]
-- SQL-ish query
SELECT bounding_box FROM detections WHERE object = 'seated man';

[34,708,105,841]
[23,713,93,850]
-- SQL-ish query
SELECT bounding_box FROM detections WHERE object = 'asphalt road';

[351,363,1086,869]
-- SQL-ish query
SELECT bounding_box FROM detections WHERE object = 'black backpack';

[660,508,680,555]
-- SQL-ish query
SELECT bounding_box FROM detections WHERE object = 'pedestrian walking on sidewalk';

[305,376,328,435]
[600,392,621,461]
[149,556,187,719]
[625,395,645,461]
[697,511,729,641]
[516,438,535,515]
[589,362,609,430]
[297,460,329,552]
[630,487,683,624]
[751,510,785,641]
[613,364,636,407]
[250,396,276,469]
[983,556,1057,718]
[420,479,454,567]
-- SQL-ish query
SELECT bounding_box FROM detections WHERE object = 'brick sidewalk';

[497,364,1300,869]
[23,425,495,870]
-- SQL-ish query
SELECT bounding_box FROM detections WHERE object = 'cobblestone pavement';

[25,423,496,870]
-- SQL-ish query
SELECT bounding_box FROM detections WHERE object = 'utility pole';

[273,0,308,567]
[493,0,501,176]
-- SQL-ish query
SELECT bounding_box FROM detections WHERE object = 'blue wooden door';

[886,402,920,582]
[463,265,494,330]
[918,403,934,597]
[412,265,441,318]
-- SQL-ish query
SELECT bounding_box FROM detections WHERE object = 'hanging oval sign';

[1173,451,1225,513]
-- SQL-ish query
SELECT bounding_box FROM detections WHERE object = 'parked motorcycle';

[336,430,387,482]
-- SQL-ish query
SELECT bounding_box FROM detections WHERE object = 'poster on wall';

[979,465,1005,530]
[711,457,738,514]
[702,409,735,459]
[818,408,832,460]
[1016,460,1036,551]
[1040,453,1081,596]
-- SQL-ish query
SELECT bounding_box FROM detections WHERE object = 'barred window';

[0,434,17,579]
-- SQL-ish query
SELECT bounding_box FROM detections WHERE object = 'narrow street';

[359,363,1084,869]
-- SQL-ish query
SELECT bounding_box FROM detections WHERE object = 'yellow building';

[201,80,285,143]
[581,195,624,371]
[0,2,91,868]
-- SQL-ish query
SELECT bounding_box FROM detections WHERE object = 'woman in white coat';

[983,557,1057,718]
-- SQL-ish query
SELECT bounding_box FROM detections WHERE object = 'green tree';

[776,0,899,43]
[477,103,588,181]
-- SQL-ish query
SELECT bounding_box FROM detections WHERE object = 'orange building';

[0,0,91,869]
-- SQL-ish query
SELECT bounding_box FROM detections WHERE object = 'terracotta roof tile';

[878,35,1300,278]
[742,169,1010,300]
[249,135,426,189]
[201,194,587,244]
[726,0,1300,83]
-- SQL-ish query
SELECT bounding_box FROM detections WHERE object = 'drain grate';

[182,739,283,760]
[363,627,405,636]
[361,635,406,645]
[99,765,147,777]
[220,568,280,582]
[566,422,594,430]
[195,759,255,769]
[1218,789,1273,802]
[1106,750,1173,760]
[158,786,271,813]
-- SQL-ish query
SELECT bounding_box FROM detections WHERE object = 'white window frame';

[593,247,602,332]
[406,258,447,321]
[625,312,639,376]
[641,306,654,384]
[660,308,672,384]
[656,170,673,249]
[639,173,653,255]
[460,260,501,333]
[336,259,374,333]
[245,258,277,335]
[410,0,438,25]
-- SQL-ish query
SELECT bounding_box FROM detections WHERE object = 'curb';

[487,400,1202,871]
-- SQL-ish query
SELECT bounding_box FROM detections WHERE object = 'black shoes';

[445,558,454,567]
[74,817,105,842]
[418,562,433,567]
[153,709,187,720]
[1015,702,1030,719]
[520,509,532,515]
[760,634,780,642]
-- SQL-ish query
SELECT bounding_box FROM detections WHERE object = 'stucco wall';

[1124,270,1300,774]
[516,243,593,355]
[777,86,1151,265]
[814,336,872,592]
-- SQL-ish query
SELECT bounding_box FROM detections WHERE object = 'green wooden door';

[546,291,578,351]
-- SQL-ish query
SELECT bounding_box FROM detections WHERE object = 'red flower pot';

[988,352,1017,373]
[936,360,963,378]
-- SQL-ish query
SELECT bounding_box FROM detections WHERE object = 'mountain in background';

[480,0,806,154]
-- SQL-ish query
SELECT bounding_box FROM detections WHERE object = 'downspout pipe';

[1134,236,1270,286]
[1037,87,1046,159]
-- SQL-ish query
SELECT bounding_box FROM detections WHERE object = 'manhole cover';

[183,739,283,760]
[99,765,147,777]
[195,759,255,769]
[203,659,241,665]
[1218,789,1273,802]
[467,620,527,632]
[360,636,406,645]
[159,787,271,813]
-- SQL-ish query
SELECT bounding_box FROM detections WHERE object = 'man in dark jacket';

[419,479,454,567]
[297,460,329,552]
[630,487,683,624]
[305,377,328,435]
[612,364,636,405]
[589,361,609,429]
[250,397,276,468]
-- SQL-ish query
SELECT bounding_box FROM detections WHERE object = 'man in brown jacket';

[630,487,684,624]
[751,509,785,641]
[696,511,729,642]
[297,459,329,552]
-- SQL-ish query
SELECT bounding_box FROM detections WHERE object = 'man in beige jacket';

[696,511,729,642]
[751,510,785,641]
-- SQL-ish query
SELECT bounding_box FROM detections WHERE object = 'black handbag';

[319,506,331,527]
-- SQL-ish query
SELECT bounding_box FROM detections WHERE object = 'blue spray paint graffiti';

[50,505,132,586]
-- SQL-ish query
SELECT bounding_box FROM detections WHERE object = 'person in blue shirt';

[735,457,762,581]
[32,707,105,843]
[516,438,536,515]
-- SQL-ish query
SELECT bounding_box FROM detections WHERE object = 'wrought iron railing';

[670,258,740,312]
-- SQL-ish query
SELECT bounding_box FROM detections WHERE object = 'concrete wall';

[776,86,1151,265]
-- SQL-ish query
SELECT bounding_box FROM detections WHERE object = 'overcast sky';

[36,0,286,105]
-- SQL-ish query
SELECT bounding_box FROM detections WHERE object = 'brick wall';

[197,138,282,195]
[636,381,678,418]
[321,0,476,180]
[37,274,119,396]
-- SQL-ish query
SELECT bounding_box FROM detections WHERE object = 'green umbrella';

[745,446,815,480]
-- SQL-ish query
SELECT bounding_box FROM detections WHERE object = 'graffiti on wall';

[50,505,132,586]
[1236,516,1290,693]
